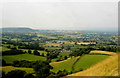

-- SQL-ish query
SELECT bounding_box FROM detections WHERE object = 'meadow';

[73,54,108,72]
[68,54,118,76]
[1,66,34,74]
[51,54,109,73]
[50,56,80,73]
[2,54,46,63]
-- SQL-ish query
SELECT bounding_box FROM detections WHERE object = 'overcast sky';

[1,0,119,32]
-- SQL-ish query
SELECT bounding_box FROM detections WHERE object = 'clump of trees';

[33,61,53,78]
[2,59,7,66]
[2,49,25,55]
[2,70,35,78]
[28,49,32,54]
[33,50,40,56]
[98,46,118,52]
[46,52,60,59]
[69,47,92,57]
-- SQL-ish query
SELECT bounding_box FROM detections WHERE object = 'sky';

[0,0,119,32]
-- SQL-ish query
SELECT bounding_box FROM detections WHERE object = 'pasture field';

[68,54,118,76]
[44,43,61,47]
[1,47,11,52]
[90,50,116,55]
[59,52,71,57]
[57,41,75,44]
[51,56,80,73]
[2,54,46,63]
[1,66,34,74]
[45,47,61,50]
[73,54,108,72]
[77,42,96,45]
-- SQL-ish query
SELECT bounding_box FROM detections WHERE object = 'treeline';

[18,45,45,50]
[69,48,92,57]
[98,46,119,52]
[2,59,69,78]
[46,52,60,59]
[2,69,69,78]
[2,70,35,78]
[2,49,25,55]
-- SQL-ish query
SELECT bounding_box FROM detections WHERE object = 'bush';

[33,50,40,56]
[2,59,7,66]
[24,73,35,78]
[33,61,53,78]
[2,49,24,55]
[28,50,32,54]
[2,71,6,78]
[6,70,26,78]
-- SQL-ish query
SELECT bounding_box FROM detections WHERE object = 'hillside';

[1,27,37,32]
[65,54,118,77]
[1,66,34,74]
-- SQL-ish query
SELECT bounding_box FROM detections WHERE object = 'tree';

[24,51,27,53]
[7,45,11,48]
[6,70,26,78]
[57,70,68,77]
[28,49,32,54]
[75,42,77,45]
[41,53,44,57]
[64,56,67,60]
[33,50,40,56]
[2,59,6,66]
[33,61,53,78]
[24,73,35,78]
[2,71,6,78]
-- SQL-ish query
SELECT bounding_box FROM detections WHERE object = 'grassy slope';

[67,54,118,76]
[50,56,80,73]
[90,50,116,56]
[1,47,11,52]
[1,66,34,74]
[2,54,46,63]
[73,54,108,72]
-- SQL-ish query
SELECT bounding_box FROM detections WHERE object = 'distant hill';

[1,27,38,33]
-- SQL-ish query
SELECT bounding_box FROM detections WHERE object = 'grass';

[1,66,34,74]
[44,43,61,47]
[73,54,108,72]
[1,47,11,52]
[68,54,118,76]
[45,47,61,50]
[90,50,116,56]
[59,52,71,57]
[50,56,80,73]
[51,58,59,62]
[2,54,46,63]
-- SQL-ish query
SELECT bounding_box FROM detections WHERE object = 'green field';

[1,47,11,52]
[1,66,34,74]
[2,54,46,63]
[73,54,108,72]
[59,52,71,57]
[51,56,79,73]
